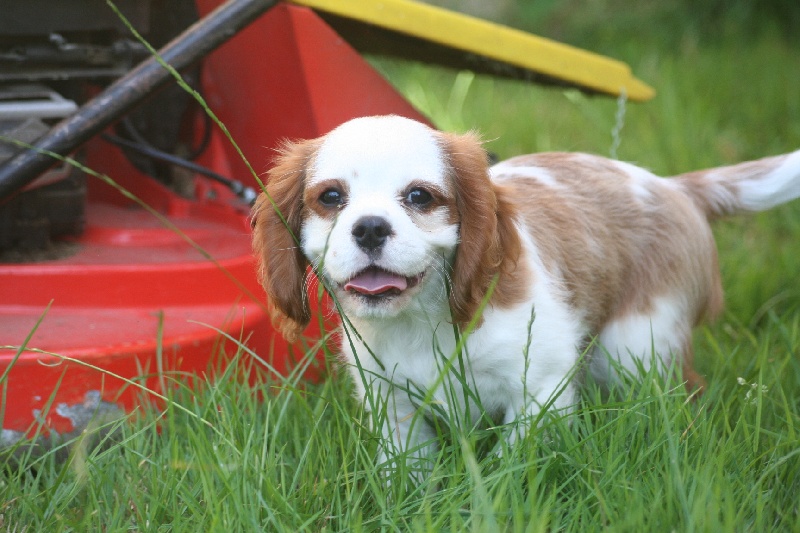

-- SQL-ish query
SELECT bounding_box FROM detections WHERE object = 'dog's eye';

[319,188,344,207]
[405,187,433,207]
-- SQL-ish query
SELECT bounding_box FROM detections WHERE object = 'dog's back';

[490,150,800,387]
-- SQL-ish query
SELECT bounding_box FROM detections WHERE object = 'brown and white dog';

[252,115,800,469]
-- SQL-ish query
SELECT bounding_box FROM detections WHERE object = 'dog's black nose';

[352,216,392,251]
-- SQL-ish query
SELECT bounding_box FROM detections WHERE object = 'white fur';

[302,117,458,321]
[611,159,657,201]
[590,294,689,383]
[344,240,583,467]
[490,162,562,189]
[737,150,800,211]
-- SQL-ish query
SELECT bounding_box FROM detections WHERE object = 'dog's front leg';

[368,382,439,484]
[501,361,579,450]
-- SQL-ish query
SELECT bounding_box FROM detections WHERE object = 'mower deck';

[0,183,273,437]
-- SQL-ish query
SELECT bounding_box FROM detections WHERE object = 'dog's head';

[252,116,520,342]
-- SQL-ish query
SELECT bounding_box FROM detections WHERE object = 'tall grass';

[3,324,798,530]
[2,2,799,531]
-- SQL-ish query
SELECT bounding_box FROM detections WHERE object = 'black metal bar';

[0,0,277,201]
[101,132,256,203]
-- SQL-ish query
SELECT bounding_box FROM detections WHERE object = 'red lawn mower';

[0,0,650,448]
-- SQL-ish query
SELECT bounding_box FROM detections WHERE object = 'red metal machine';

[0,0,651,445]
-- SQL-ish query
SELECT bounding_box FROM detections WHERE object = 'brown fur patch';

[680,338,707,392]
[437,131,528,327]
[304,179,349,219]
[252,138,321,343]
[495,153,724,380]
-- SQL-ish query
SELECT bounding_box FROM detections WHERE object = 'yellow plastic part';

[289,0,655,101]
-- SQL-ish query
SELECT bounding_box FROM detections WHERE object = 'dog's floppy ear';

[252,138,320,343]
[438,131,521,329]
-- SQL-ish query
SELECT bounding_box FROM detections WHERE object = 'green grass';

[3,3,800,531]
[3,329,798,531]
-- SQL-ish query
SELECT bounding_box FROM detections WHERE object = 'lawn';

[2,2,800,531]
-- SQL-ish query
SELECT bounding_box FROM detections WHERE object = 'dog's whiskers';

[298,257,323,303]
[424,252,453,305]
[301,258,340,322]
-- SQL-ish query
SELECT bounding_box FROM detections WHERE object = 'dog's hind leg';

[588,293,702,390]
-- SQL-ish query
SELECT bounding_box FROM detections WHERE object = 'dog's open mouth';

[343,266,424,297]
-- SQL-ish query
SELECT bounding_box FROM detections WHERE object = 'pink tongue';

[344,269,408,295]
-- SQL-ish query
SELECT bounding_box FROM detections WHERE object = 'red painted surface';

[0,2,429,436]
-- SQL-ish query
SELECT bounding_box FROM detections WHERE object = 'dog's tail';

[675,150,800,220]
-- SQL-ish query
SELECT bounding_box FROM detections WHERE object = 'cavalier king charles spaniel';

[252,115,800,473]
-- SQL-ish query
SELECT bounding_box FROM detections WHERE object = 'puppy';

[252,115,800,471]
